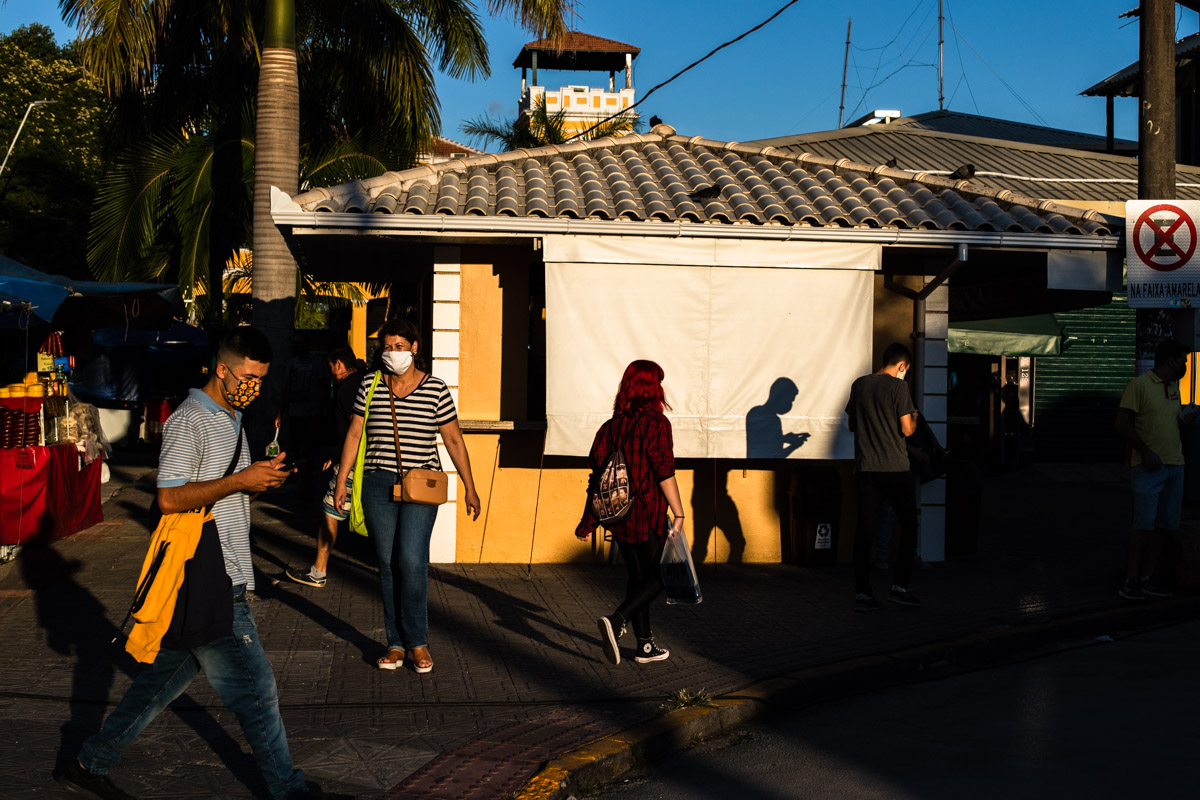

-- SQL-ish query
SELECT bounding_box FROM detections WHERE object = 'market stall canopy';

[948,314,1068,356]
[0,255,181,329]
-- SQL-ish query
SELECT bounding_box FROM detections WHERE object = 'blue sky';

[4,1,1195,148]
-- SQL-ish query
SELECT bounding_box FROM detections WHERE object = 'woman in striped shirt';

[334,318,481,673]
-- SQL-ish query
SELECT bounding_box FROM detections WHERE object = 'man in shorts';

[1115,339,1196,600]
[286,347,364,588]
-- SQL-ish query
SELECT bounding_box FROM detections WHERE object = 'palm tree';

[252,0,568,394]
[462,94,641,150]
[86,100,385,319]
[61,1,569,314]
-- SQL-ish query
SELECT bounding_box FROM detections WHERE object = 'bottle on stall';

[266,416,281,458]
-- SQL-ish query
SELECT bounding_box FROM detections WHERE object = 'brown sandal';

[377,648,404,670]
[409,646,433,674]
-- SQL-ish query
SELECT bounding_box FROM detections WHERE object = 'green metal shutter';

[1033,294,1135,463]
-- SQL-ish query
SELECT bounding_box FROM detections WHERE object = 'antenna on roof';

[938,0,944,110]
[566,0,582,32]
[838,17,851,127]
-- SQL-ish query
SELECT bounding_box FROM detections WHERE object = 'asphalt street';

[593,620,1200,800]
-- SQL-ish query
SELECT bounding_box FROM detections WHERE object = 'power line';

[946,14,1047,126]
[945,2,977,113]
[845,2,937,122]
[565,0,802,142]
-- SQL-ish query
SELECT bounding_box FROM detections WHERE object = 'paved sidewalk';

[0,458,1193,799]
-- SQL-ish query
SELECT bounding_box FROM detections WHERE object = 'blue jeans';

[79,586,306,800]
[361,469,440,651]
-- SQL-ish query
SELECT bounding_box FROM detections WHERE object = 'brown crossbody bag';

[388,378,449,505]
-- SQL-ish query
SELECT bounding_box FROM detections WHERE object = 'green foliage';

[655,688,715,716]
[462,95,642,151]
[59,0,571,306]
[0,24,106,278]
[88,101,384,318]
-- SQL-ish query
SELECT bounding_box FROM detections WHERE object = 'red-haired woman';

[576,360,686,666]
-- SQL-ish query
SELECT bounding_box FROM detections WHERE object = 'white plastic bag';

[659,524,702,605]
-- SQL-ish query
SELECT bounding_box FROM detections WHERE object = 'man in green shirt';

[1115,339,1195,600]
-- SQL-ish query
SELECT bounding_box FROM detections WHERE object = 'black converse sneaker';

[634,638,670,663]
[597,614,625,665]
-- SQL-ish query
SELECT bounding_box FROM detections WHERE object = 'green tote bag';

[349,370,383,536]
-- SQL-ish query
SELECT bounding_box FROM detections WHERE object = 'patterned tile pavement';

[0,457,1161,798]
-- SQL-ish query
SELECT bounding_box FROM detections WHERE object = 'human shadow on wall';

[746,378,810,459]
[20,543,263,796]
[690,460,746,564]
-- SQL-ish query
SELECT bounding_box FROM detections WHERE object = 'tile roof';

[749,125,1200,204]
[513,31,640,71]
[518,31,640,55]
[878,110,1137,154]
[289,125,1116,237]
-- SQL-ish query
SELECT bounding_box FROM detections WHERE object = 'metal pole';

[838,17,851,128]
[0,100,55,180]
[938,0,945,110]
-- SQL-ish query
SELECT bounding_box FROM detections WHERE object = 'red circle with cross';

[1133,204,1197,272]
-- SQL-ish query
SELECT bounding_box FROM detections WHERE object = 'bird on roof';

[649,115,662,126]
[949,163,976,181]
[885,156,898,168]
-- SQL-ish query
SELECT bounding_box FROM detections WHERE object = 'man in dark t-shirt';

[845,343,920,611]
[286,347,364,588]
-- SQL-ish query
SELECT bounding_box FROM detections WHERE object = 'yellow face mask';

[221,367,261,409]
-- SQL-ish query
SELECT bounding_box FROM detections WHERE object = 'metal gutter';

[272,208,1122,251]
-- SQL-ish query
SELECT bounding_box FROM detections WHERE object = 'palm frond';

[61,0,159,96]
[86,129,184,281]
[488,0,570,40]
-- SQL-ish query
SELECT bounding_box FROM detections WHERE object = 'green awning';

[948,314,1066,356]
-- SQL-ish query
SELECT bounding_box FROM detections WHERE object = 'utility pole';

[1140,0,1175,200]
[1137,0,1179,374]
[938,0,945,110]
[838,17,851,128]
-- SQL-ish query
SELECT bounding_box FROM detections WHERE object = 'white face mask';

[896,368,908,382]
[382,350,414,375]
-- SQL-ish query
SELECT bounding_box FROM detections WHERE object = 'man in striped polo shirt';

[59,328,352,800]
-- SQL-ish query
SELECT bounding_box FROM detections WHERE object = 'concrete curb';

[514,596,1200,800]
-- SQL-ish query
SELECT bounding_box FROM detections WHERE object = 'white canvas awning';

[544,236,878,459]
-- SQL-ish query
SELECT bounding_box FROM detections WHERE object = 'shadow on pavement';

[18,542,270,798]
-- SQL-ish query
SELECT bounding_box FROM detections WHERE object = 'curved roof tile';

[290,125,1116,238]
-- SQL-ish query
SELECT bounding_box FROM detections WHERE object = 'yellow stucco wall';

[452,247,881,564]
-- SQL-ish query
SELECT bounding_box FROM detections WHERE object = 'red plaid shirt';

[576,410,676,543]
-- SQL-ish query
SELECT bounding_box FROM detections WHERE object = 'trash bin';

[788,465,842,565]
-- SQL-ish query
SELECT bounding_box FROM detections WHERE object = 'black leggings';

[615,537,665,639]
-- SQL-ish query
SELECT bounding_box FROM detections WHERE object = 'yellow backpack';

[122,509,211,663]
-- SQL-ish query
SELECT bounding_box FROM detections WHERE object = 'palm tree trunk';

[251,0,299,448]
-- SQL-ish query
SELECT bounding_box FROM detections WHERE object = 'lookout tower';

[513,32,640,138]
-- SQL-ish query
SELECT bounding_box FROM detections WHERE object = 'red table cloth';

[0,443,104,544]
[0,396,44,413]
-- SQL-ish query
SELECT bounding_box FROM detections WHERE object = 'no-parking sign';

[1126,200,1200,307]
